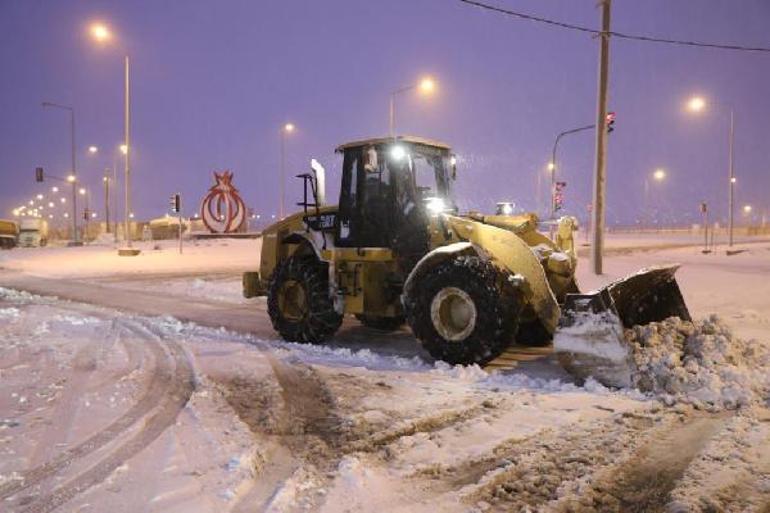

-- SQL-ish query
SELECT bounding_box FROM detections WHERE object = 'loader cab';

[333,136,456,251]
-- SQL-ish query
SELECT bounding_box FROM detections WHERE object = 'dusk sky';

[1,0,769,226]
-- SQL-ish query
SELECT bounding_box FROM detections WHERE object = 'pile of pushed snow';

[626,315,770,410]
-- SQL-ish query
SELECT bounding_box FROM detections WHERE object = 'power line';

[458,0,770,53]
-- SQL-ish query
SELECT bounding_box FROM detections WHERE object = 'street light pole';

[728,108,735,247]
[686,97,737,249]
[279,123,295,219]
[590,0,612,275]
[550,124,595,220]
[123,55,133,250]
[42,101,79,244]
[103,170,111,233]
[280,129,285,219]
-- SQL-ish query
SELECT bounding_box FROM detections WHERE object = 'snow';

[0,238,261,278]
[1,236,769,511]
[626,315,770,410]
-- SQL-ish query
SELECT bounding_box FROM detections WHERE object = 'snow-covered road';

[0,239,769,512]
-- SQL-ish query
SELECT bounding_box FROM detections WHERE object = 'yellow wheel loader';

[244,136,690,381]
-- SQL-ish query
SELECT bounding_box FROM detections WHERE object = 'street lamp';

[42,101,79,244]
[88,145,98,154]
[90,21,138,255]
[280,122,295,219]
[644,168,667,229]
[686,95,736,247]
[389,75,436,136]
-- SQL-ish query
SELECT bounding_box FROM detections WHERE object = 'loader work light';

[425,196,447,215]
[390,145,406,161]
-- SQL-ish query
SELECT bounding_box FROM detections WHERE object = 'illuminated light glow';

[687,96,706,112]
[119,144,128,155]
[90,23,112,43]
[60,198,66,203]
[36,194,43,200]
[103,176,108,182]
[449,155,457,166]
[390,145,406,161]
[67,175,76,183]
[52,186,59,193]
[48,202,55,208]
[48,214,54,219]
[29,200,34,206]
[64,213,69,218]
[730,177,737,184]
[283,123,295,133]
[653,169,666,181]
[425,196,447,215]
[88,145,98,154]
[419,77,435,94]
[499,202,514,215]
[91,212,97,218]
[79,188,86,195]
[547,162,555,171]
[743,205,752,213]
[129,212,135,219]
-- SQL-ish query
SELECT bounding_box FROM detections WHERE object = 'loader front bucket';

[554,265,691,388]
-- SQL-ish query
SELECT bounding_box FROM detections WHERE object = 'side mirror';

[310,159,326,206]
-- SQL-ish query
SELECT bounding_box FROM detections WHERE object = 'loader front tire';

[405,256,520,365]
[268,255,342,344]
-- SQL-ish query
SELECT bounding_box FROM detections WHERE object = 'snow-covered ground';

[0,237,769,512]
[0,238,261,278]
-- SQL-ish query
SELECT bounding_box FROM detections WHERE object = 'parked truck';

[17,218,49,248]
[0,219,19,249]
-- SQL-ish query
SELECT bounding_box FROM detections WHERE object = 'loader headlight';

[425,197,447,215]
[390,145,406,161]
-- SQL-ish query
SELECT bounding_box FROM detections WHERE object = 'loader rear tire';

[268,255,342,344]
[355,314,405,332]
[405,256,520,365]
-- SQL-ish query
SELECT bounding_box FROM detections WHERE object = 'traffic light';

[170,193,181,213]
[35,167,44,182]
[606,111,616,133]
[554,181,567,212]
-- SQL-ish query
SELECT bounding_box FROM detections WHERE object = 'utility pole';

[590,0,611,275]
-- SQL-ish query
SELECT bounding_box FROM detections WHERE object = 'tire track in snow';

[17,318,195,513]
[587,414,727,513]
[0,320,172,501]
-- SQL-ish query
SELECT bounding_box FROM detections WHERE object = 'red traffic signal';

[606,111,616,133]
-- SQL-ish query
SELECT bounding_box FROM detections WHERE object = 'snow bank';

[627,316,770,410]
